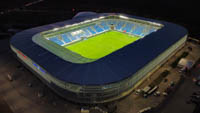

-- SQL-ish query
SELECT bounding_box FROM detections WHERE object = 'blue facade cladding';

[10,13,188,85]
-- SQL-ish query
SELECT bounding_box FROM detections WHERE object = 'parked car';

[7,73,13,81]
[138,107,153,113]
[190,95,200,99]
[162,92,168,96]
[142,86,151,94]
[190,98,200,105]
[142,86,152,98]
[144,86,159,98]
[135,89,142,95]
[170,81,175,87]
[195,80,200,86]
[179,67,186,73]
[193,91,200,95]
[81,107,90,113]
[154,91,161,96]
[147,86,158,95]
[165,86,173,94]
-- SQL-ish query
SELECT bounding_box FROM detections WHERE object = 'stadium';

[10,12,187,104]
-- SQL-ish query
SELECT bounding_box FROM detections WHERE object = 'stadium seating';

[107,19,117,25]
[99,21,110,30]
[83,29,91,37]
[48,19,159,46]
[131,25,145,36]
[67,33,78,41]
[115,21,125,30]
[49,36,64,45]
[148,27,157,34]
[77,33,85,38]
[61,34,72,43]
[87,27,96,35]
[121,22,134,33]
[93,25,104,33]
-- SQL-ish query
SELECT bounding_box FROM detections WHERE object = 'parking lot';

[116,40,200,113]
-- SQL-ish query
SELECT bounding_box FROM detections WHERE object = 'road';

[158,76,199,113]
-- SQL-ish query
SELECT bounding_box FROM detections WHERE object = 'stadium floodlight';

[119,15,129,19]
[80,21,85,24]
[64,25,70,28]
[73,23,78,26]
[150,22,162,26]
[92,18,98,21]
[99,16,105,19]
[53,28,59,31]
[71,30,83,36]
[84,20,90,23]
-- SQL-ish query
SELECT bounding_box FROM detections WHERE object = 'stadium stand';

[121,22,134,33]
[11,12,187,104]
[107,19,117,25]
[131,25,145,36]
[61,34,72,43]
[67,33,78,41]
[48,19,159,46]
[99,21,110,30]
[115,21,125,30]
[87,27,96,35]
[93,24,104,33]
[49,36,64,45]
[148,27,157,34]
[83,29,91,37]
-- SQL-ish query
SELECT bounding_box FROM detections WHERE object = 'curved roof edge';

[73,11,97,19]
[10,12,188,85]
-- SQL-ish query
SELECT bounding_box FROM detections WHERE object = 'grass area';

[66,30,140,59]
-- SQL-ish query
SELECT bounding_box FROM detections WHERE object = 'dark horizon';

[0,0,199,38]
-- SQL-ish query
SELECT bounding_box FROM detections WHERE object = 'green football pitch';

[65,30,140,59]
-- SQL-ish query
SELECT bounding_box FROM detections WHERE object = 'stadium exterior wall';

[10,34,187,103]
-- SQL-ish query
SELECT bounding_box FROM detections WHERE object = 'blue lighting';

[32,62,46,74]
[33,63,39,69]
[39,68,46,73]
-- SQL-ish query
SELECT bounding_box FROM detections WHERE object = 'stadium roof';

[10,12,188,85]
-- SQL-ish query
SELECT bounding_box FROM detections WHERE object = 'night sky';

[0,0,199,38]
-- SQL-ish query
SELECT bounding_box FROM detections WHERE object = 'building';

[10,12,188,104]
[178,58,194,70]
